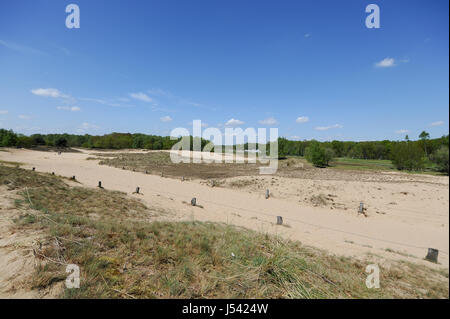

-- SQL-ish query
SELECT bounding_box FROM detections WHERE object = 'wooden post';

[71,176,76,180]
[425,248,439,263]
[191,198,197,206]
[145,170,148,174]
[265,189,270,199]
[135,187,140,194]
[98,181,102,188]
[358,202,364,214]
[277,216,283,225]
[52,172,55,175]
[32,167,35,171]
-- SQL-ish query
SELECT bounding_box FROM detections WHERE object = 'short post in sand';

[425,248,439,263]
[276,216,283,225]
[358,202,365,215]
[71,176,76,180]
[32,167,35,171]
[52,172,55,175]
[265,189,270,199]
[135,187,140,194]
[98,181,103,189]
[191,198,197,206]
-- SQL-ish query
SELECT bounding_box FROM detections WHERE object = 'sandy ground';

[1,148,449,271]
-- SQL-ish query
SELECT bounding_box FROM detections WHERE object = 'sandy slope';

[1,148,448,269]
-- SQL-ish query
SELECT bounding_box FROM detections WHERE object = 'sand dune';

[1,148,448,269]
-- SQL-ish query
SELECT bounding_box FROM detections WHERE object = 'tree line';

[1,128,448,173]
[0,130,210,151]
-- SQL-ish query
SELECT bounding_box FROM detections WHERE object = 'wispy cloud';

[315,124,343,131]
[296,116,309,123]
[258,117,278,125]
[0,39,48,56]
[57,106,80,112]
[395,129,409,134]
[147,88,208,110]
[431,121,444,127]
[31,88,70,99]
[130,92,153,103]
[225,118,245,127]
[375,57,396,68]
[78,97,130,108]
[77,122,100,133]
[18,114,31,120]
[160,116,173,122]
[304,33,311,38]
[0,110,8,115]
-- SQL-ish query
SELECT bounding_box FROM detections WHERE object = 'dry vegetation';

[0,164,448,299]
[91,152,444,183]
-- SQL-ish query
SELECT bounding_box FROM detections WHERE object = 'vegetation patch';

[1,164,448,299]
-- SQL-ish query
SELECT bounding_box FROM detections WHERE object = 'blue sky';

[0,0,448,141]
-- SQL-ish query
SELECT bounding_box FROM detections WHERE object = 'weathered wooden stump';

[425,248,439,263]
[191,198,197,206]
[276,216,283,225]
[98,181,103,188]
[265,189,270,199]
[135,187,140,194]
[358,202,364,214]
[32,167,35,171]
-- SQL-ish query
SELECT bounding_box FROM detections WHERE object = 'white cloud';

[258,117,278,125]
[395,129,409,134]
[431,121,444,127]
[315,124,343,131]
[18,114,31,120]
[304,33,311,38]
[0,110,8,115]
[57,106,80,112]
[296,116,309,123]
[375,57,396,68]
[225,118,245,127]
[31,88,69,99]
[160,116,172,122]
[130,92,152,103]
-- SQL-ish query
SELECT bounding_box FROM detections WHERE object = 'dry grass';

[1,164,448,299]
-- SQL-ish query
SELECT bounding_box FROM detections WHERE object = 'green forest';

[1,128,448,174]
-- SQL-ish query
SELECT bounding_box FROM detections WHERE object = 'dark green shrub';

[305,142,334,167]
[431,146,449,174]
[391,142,425,171]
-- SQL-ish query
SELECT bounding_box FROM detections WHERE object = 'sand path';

[1,148,448,269]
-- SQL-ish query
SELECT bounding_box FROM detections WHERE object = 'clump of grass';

[2,164,448,299]
[229,179,254,188]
